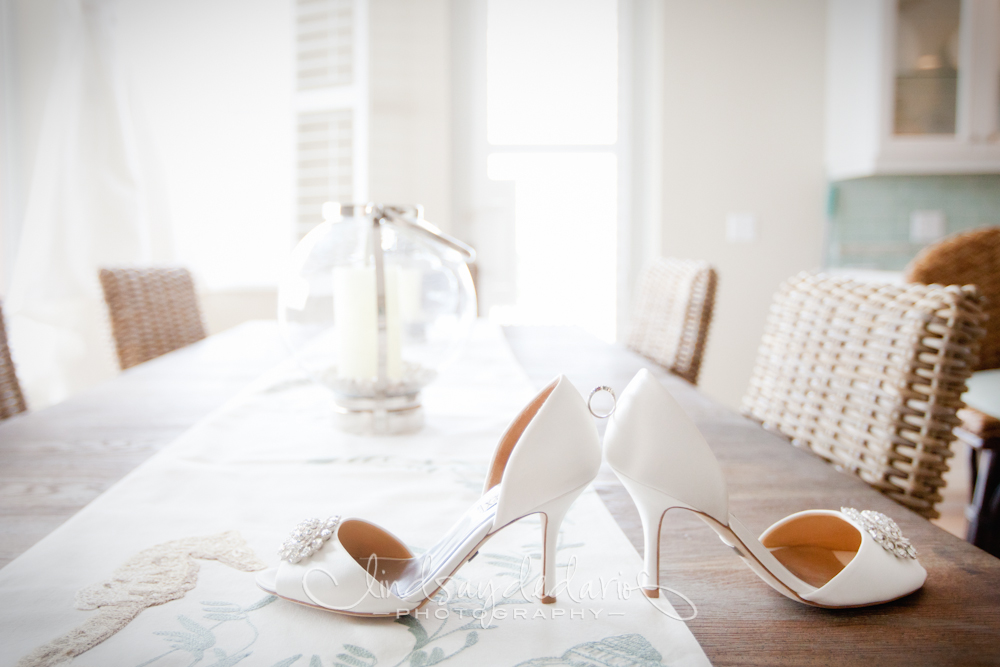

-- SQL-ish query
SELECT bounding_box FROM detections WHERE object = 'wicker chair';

[0,301,27,419]
[904,226,1000,551]
[99,268,207,370]
[626,258,717,385]
[742,272,985,519]
[906,227,1000,370]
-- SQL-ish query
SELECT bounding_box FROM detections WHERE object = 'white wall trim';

[616,0,634,342]
[0,0,21,295]
[616,0,664,341]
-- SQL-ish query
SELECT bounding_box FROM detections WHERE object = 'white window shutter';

[294,0,368,239]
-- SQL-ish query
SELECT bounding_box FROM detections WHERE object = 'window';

[482,0,622,341]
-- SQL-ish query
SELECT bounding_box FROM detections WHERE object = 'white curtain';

[6,0,172,409]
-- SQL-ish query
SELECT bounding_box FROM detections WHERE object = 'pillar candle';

[333,266,403,381]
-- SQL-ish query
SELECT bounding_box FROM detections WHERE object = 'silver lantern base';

[317,362,435,435]
[331,393,424,435]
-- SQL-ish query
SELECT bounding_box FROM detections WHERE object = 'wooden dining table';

[1,321,999,666]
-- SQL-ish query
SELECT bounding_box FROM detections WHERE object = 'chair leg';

[967,448,1000,557]
[969,444,979,505]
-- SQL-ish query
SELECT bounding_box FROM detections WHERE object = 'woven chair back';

[904,225,1000,371]
[742,273,985,519]
[626,258,717,385]
[0,301,27,420]
[99,268,207,370]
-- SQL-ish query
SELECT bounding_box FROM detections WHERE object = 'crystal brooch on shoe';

[279,516,341,564]
[841,508,917,559]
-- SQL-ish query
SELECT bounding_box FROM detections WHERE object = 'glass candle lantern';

[278,203,477,434]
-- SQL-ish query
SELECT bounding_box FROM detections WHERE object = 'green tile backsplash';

[826,174,1000,270]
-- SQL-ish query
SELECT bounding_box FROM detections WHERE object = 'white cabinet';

[827,0,1000,179]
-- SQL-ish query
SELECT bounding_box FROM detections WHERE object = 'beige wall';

[200,289,278,336]
[658,0,827,409]
[117,0,294,291]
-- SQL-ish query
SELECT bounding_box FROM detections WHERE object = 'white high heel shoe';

[256,375,602,616]
[604,369,927,608]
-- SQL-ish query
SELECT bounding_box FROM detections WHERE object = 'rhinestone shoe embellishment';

[841,507,917,559]
[279,516,341,564]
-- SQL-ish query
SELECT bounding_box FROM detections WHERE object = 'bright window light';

[485,0,619,341]
[488,153,617,341]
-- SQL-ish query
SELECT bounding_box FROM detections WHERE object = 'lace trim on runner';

[17,530,265,667]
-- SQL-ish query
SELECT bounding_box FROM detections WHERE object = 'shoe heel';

[615,473,690,598]
[538,484,587,604]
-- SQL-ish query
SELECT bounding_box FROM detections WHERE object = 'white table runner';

[0,322,710,667]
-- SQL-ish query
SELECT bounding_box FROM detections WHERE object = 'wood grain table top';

[1,322,998,665]
[0,321,291,567]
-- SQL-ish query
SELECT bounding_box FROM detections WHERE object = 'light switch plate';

[909,210,946,243]
[726,213,756,243]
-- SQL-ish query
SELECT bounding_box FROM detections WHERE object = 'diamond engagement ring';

[588,386,617,419]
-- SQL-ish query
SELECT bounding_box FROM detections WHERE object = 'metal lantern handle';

[378,206,477,263]
[365,204,475,425]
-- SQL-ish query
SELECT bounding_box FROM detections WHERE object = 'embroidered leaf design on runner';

[245,595,279,612]
[202,601,248,623]
[132,595,277,667]
[396,614,431,649]
[335,644,377,667]
[344,645,377,660]
[154,615,216,659]
[206,646,253,666]
[480,552,529,579]
[514,634,665,667]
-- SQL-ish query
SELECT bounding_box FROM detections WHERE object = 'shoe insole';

[767,546,856,588]
[359,486,501,600]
